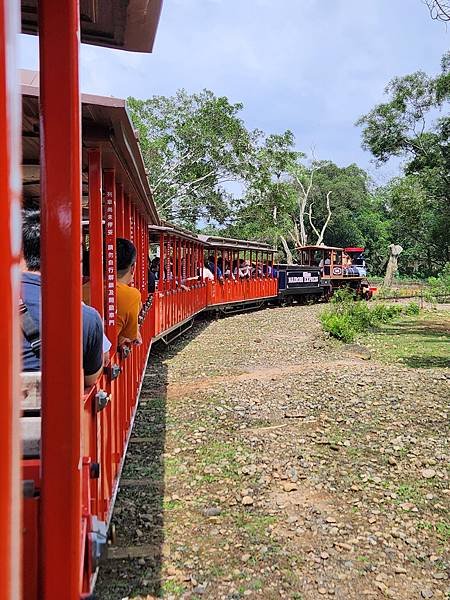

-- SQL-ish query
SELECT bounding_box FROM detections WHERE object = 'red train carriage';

[0,2,163,599]
[21,76,161,597]
[199,235,278,312]
[148,224,209,343]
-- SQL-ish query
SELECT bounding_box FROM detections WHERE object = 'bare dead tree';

[307,191,332,246]
[291,157,333,247]
[425,0,450,21]
[292,163,317,246]
[280,235,294,264]
[383,244,403,288]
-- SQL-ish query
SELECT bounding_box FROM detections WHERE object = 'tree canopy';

[357,51,450,273]
[128,90,258,229]
[128,52,450,277]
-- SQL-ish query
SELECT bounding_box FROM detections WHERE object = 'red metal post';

[88,148,104,318]
[140,214,146,294]
[159,234,165,292]
[123,194,131,240]
[39,0,83,597]
[103,170,117,349]
[116,182,124,238]
[0,2,21,598]
[134,212,140,291]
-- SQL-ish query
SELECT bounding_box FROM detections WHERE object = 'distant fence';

[374,290,450,304]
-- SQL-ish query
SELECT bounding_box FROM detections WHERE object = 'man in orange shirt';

[116,238,142,346]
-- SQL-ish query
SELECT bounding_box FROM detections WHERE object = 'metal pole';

[0,1,21,597]
[39,0,83,596]
[103,170,117,349]
[88,148,104,317]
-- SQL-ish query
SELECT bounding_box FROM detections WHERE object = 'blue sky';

[19,0,449,185]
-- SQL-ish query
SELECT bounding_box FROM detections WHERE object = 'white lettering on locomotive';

[288,272,319,284]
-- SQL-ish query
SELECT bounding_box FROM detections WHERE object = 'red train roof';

[21,0,163,53]
[21,71,159,224]
[344,247,365,253]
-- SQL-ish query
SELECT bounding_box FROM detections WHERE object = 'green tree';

[128,90,258,229]
[357,52,450,274]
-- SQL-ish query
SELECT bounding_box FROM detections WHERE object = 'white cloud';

[17,0,449,173]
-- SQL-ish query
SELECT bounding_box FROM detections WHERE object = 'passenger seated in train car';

[237,258,251,278]
[116,238,142,346]
[251,262,263,277]
[223,260,235,279]
[202,261,214,281]
[21,207,105,387]
[263,260,278,277]
[353,254,367,276]
[148,257,159,293]
[318,252,331,275]
[207,255,222,278]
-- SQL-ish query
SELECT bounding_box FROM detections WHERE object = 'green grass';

[195,440,244,480]
[163,499,182,511]
[395,484,422,504]
[320,291,406,342]
[436,521,450,542]
[239,514,277,538]
[365,310,450,368]
[161,579,185,597]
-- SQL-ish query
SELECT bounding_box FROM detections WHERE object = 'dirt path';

[96,305,450,600]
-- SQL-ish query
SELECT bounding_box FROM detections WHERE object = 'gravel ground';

[96,305,450,600]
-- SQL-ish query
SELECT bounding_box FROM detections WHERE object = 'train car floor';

[95,305,450,600]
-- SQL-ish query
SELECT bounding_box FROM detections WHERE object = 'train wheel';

[108,523,117,546]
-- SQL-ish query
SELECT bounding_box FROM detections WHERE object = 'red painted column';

[140,214,146,296]
[88,149,104,318]
[159,234,165,332]
[123,194,131,240]
[39,0,83,597]
[116,183,124,238]
[214,249,218,281]
[0,2,21,598]
[103,170,117,349]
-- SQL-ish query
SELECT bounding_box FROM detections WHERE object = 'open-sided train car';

[21,74,161,599]
[199,235,278,312]
[10,2,164,599]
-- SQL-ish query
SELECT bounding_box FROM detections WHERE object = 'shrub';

[427,263,450,301]
[404,302,420,315]
[320,311,359,343]
[321,294,412,342]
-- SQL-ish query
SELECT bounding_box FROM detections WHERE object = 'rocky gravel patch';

[96,305,450,600]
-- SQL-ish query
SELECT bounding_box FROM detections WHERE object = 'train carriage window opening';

[311,250,322,267]
[21,206,104,387]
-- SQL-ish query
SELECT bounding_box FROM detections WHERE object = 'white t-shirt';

[203,267,214,281]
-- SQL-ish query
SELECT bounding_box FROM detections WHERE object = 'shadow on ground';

[95,315,212,600]
[369,315,450,369]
